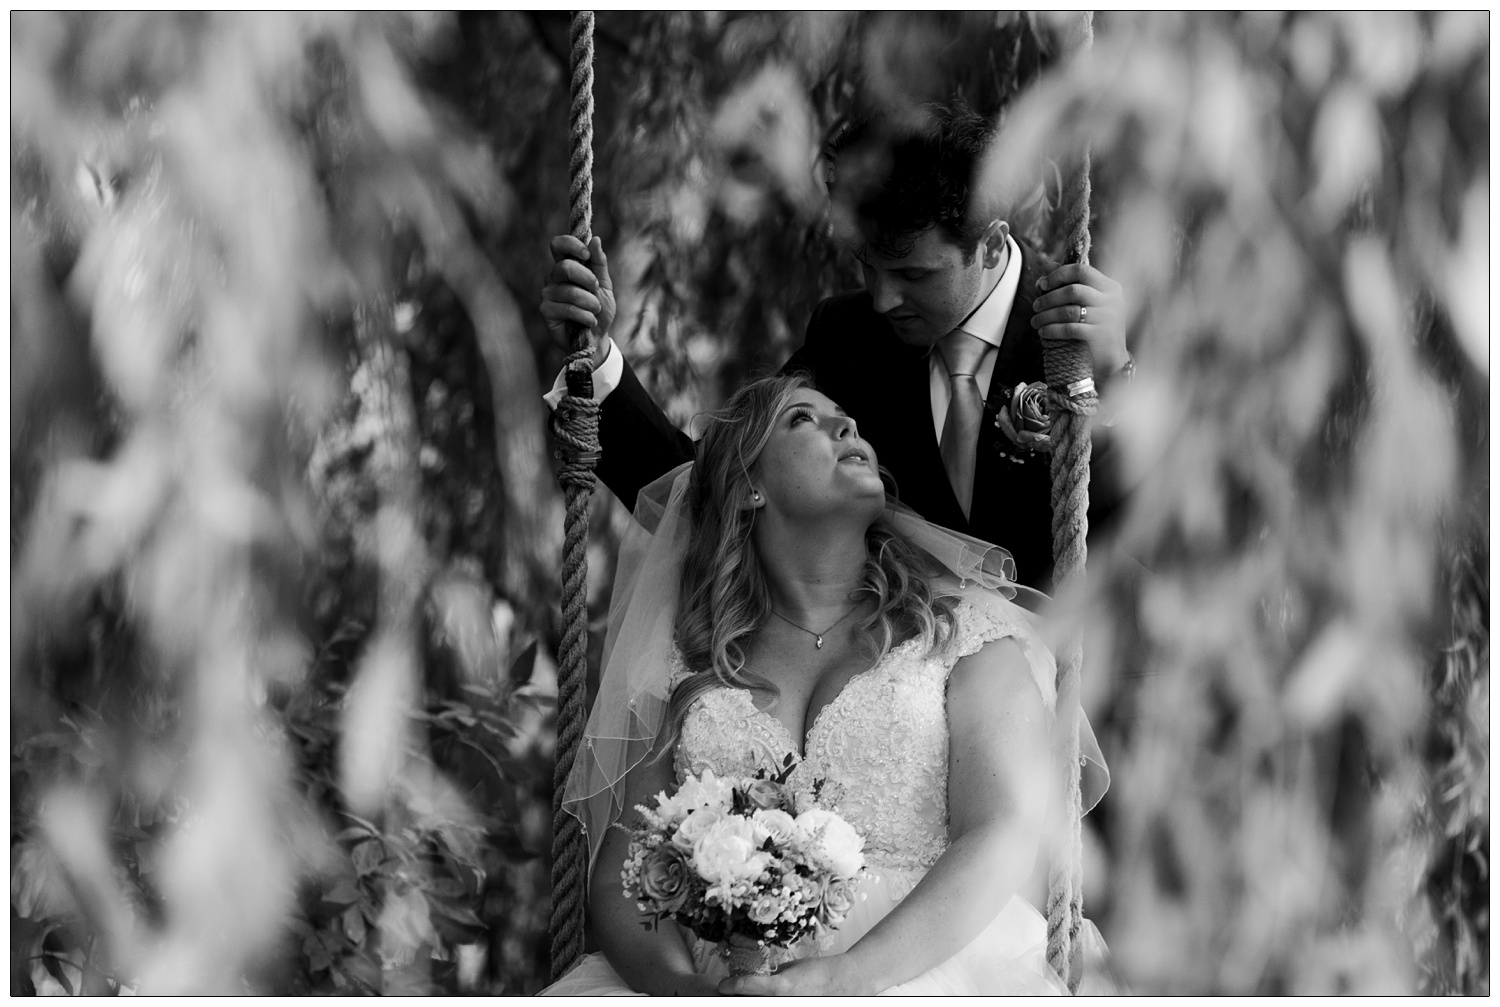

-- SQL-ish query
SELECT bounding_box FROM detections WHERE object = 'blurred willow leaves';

[977,10,1486,994]
[9,10,1488,997]
[12,12,556,994]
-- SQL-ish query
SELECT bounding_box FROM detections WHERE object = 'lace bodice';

[673,599,1048,895]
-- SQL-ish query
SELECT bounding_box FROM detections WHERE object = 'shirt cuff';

[543,337,622,410]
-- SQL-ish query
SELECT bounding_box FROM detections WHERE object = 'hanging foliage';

[974,10,1487,994]
[10,11,1486,996]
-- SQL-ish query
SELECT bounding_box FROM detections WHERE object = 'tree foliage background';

[10,11,1487,995]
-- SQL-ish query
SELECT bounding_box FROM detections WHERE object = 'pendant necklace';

[769,603,861,650]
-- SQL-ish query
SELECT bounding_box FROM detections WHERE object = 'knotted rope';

[1042,11,1095,995]
[549,9,597,983]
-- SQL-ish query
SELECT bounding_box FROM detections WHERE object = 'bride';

[543,373,1104,996]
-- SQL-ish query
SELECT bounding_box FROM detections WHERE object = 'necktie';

[937,330,990,520]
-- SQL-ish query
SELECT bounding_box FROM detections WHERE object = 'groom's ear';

[980,220,1009,268]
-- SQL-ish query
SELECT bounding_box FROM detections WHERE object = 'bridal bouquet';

[620,761,867,976]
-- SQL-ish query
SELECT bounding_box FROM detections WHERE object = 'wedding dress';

[543,597,1070,995]
[540,464,1107,996]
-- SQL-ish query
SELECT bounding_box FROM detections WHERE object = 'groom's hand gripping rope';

[542,234,617,370]
[1030,261,1128,384]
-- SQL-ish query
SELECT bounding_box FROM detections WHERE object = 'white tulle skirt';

[540,866,1070,996]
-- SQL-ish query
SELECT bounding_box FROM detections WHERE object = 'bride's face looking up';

[747,389,886,527]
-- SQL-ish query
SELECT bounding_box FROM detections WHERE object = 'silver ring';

[1078,305,1088,324]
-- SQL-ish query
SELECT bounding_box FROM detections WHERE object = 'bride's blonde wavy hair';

[660,372,958,753]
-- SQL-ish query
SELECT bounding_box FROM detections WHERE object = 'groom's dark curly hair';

[826,97,998,261]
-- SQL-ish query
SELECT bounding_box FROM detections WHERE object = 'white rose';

[671,806,725,852]
[738,810,773,849]
[693,817,772,884]
[721,813,773,849]
[665,769,734,820]
[750,808,798,846]
[795,808,865,877]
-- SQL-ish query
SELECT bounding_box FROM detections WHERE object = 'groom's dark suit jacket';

[594,240,1120,592]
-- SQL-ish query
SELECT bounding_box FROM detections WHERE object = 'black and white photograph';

[9,11,1489,996]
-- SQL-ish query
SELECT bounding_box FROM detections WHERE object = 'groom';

[542,100,1130,592]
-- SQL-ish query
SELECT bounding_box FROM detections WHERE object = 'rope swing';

[546,10,1098,990]
[1041,11,1096,994]
[548,9,597,983]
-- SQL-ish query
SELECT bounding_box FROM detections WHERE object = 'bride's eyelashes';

[788,407,815,427]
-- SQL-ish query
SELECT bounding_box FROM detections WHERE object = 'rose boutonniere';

[994,380,1053,454]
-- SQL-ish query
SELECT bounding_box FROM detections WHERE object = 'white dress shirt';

[543,336,625,410]
[545,234,1025,445]
[929,234,1022,443]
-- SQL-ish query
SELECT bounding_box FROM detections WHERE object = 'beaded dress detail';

[675,599,1047,894]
